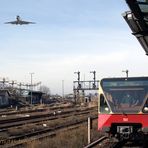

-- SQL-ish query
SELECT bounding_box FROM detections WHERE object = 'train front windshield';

[101,78,148,113]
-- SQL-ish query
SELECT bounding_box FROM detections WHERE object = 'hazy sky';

[0,0,147,94]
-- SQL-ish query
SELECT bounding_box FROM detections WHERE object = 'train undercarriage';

[109,123,148,141]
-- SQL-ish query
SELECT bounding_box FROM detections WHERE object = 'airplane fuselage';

[5,15,35,25]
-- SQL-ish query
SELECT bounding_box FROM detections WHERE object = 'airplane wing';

[4,17,36,25]
[20,20,36,25]
[4,21,18,24]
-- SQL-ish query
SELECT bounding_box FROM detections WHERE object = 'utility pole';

[122,70,129,78]
[87,117,92,144]
[2,78,8,89]
[9,80,16,88]
[30,72,34,105]
[18,82,22,95]
[2,78,5,89]
[62,80,64,99]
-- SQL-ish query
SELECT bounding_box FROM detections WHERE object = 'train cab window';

[101,78,148,113]
[100,94,110,113]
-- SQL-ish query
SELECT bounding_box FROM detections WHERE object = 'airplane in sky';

[4,15,36,25]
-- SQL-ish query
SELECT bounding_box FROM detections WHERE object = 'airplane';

[4,15,35,25]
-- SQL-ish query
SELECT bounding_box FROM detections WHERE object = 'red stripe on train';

[98,114,148,130]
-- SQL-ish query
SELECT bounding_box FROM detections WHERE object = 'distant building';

[26,91,43,104]
[0,89,10,107]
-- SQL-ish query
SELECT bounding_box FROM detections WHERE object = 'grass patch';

[26,119,103,148]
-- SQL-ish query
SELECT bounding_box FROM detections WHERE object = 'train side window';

[143,98,148,113]
[100,94,110,113]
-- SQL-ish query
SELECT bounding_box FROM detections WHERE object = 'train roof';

[101,77,148,81]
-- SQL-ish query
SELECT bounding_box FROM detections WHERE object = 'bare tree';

[39,85,50,95]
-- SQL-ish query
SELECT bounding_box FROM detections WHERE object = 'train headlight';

[105,107,109,111]
[143,107,148,112]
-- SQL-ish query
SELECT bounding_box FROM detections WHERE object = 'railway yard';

[0,103,100,148]
[0,103,147,148]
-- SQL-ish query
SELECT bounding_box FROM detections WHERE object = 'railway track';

[84,136,108,148]
[0,106,96,123]
[0,110,94,130]
[0,107,97,130]
[1,115,98,148]
[0,108,97,148]
[84,136,145,148]
[0,106,96,121]
[0,108,46,117]
[0,104,89,117]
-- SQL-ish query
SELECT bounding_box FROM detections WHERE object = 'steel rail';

[0,107,96,125]
[84,136,108,148]
[0,110,95,130]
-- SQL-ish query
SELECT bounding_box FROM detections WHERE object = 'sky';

[0,0,148,95]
